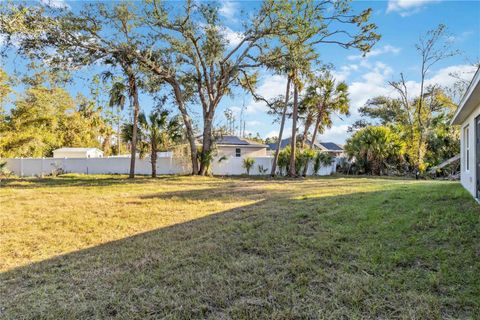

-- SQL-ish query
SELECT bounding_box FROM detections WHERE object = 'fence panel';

[2,155,336,177]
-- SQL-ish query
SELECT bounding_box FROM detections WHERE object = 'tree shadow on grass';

[1,183,479,319]
[0,174,403,190]
[0,174,190,189]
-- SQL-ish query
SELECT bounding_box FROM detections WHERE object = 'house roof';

[53,148,103,153]
[452,66,480,125]
[318,142,343,152]
[267,137,343,152]
[215,135,267,148]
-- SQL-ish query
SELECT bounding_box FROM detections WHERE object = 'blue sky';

[2,0,480,144]
[218,0,480,143]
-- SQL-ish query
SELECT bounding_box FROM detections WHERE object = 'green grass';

[0,175,479,319]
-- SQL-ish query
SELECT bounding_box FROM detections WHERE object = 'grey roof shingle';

[216,135,250,145]
[267,138,343,152]
[318,142,343,151]
[215,135,267,147]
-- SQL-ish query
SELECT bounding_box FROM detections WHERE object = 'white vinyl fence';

[2,155,336,177]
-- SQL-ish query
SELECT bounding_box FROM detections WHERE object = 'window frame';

[235,148,241,157]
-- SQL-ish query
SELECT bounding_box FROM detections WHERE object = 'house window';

[464,125,470,171]
[235,148,241,157]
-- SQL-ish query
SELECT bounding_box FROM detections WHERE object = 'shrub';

[313,152,333,175]
[242,157,255,175]
[345,126,405,175]
[0,161,12,179]
[257,165,268,174]
[297,148,316,175]
[277,146,291,175]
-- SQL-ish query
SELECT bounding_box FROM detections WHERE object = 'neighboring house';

[53,148,104,159]
[267,137,344,157]
[451,67,480,199]
[213,135,268,158]
[317,142,345,157]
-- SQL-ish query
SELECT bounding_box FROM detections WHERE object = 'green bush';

[242,157,255,175]
[297,148,316,175]
[313,152,333,175]
[277,146,291,175]
[345,126,405,175]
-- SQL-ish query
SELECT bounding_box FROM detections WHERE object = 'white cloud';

[219,1,238,21]
[348,63,476,118]
[0,34,22,48]
[446,31,474,44]
[265,126,292,139]
[348,61,395,115]
[265,130,279,138]
[39,0,69,9]
[347,45,401,61]
[245,74,288,114]
[229,106,243,116]
[426,64,477,88]
[221,27,244,47]
[386,0,440,16]
[331,65,359,82]
[0,35,6,47]
[246,120,262,127]
[317,125,351,144]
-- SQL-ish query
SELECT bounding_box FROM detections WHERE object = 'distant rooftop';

[216,135,250,145]
[215,135,266,147]
[267,138,343,152]
[53,148,102,152]
[318,142,343,151]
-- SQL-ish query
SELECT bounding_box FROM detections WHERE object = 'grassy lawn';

[0,175,479,319]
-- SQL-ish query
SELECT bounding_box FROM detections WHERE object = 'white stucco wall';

[459,104,480,198]
[3,155,336,177]
[53,149,103,158]
[217,146,267,158]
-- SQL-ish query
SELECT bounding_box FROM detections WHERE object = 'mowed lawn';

[0,175,479,319]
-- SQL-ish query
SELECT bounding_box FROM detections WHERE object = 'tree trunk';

[288,82,299,177]
[151,146,157,178]
[171,80,198,175]
[310,104,324,149]
[199,115,213,176]
[415,71,426,179]
[117,117,121,155]
[300,115,313,148]
[128,74,139,179]
[271,76,291,176]
[302,104,325,176]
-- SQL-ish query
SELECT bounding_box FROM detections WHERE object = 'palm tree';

[300,73,350,176]
[345,126,405,175]
[242,157,255,175]
[313,151,333,175]
[138,110,183,178]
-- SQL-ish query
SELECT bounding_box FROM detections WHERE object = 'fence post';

[20,158,24,177]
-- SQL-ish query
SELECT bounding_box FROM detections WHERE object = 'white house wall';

[460,106,479,198]
[217,146,267,157]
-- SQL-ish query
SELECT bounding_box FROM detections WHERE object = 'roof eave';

[451,67,480,125]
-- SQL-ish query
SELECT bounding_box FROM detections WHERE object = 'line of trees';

[345,24,464,177]
[0,67,115,158]
[0,0,379,177]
